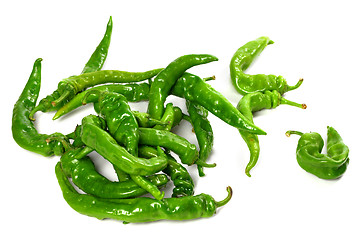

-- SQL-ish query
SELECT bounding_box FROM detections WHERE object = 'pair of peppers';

[231,36,349,179]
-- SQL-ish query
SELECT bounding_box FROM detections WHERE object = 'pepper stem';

[203,75,216,82]
[29,104,45,121]
[285,130,304,137]
[286,78,303,92]
[46,136,71,152]
[51,91,70,107]
[280,97,307,109]
[82,89,101,105]
[215,186,233,208]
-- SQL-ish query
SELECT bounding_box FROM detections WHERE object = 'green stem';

[215,186,233,208]
[51,91,70,107]
[286,78,303,92]
[280,97,307,109]
[285,130,304,137]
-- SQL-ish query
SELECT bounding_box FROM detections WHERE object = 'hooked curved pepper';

[12,58,68,157]
[285,126,349,179]
[55,161,232,223]
[230,36,303,95]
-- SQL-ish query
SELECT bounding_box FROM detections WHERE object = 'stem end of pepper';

[215,186,233,208]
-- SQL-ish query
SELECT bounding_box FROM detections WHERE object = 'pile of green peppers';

[12,18,351,224]
[12,16,254,223]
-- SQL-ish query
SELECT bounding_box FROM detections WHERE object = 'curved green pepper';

[171,72,266,135]
[79,118,168,176]
[237,90,306,177]
[60,147,169,199]
[230,36,303,95]
[29,16,113,120]
[56,162,232,223]
[12,58,68,157]
[285,126,349,179]
[147,54,218,120]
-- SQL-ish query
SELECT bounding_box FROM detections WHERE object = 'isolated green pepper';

[230,36,303,95]
[286,126,349,179]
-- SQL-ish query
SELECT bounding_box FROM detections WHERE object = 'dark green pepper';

[171,72,266,135]
[12,58,68,157]
[147,54,218,120]
[139,145,194,197]
[285,126,349,179]
[185,100,215,177]
[56,162,232,223]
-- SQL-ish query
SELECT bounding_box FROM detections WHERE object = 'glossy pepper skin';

[138,127,199,166]
[79,117,168,176]
[185,100,215,177]
[56,162,232,223]
[237,90,306,177]
[12,58,68,156]
[50,68,163,108]
[147,54,218,120]
[60,147,169,199]
[29,16,113,120]
[171,72,266,135]
[286,126,349,179]
[230,36,303,95]
[139,146,194,197]
[53,82,150,120]
[83,90,139,156]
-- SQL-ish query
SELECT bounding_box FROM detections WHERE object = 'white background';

[2,0,361,239]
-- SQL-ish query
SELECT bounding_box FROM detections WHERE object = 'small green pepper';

[230,36,303,95]
[285,126,349,179]
[79,116,168,176]
[147,54,218,120]
[139,146,194,197]
[138,127,199,166]
[237,90,306,177]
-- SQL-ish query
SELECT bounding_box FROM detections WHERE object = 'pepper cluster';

[12,16,260,223]
[230,36,349,179]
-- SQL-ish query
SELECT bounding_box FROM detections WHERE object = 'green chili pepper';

[53,83,150,120]
[285,126,349,179]
[55,162,232,223]
[82,90,139,156]
[230,36,303,95]
[50,68,162,108]
[153,102,175,131]
[29,16,113,120]
[185,100,215,177]
[139,146,194,197]
[147,54,218,120]
[171,72,266,135]
[12,58,68,156]
[60,146,169,199]
[79,118,168,176]
[237,90,306,177]
[138,127,198,166]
